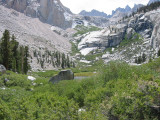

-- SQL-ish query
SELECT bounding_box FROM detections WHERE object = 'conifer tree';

[61,53,65,69]
[0,30,30,74]
[66,55,70,68]
[0,30,11,69]
[10,35,19,71]
[23,46,30,74]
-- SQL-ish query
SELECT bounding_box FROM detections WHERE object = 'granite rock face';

[145,10,160,49]
[126,28,136,39]
[0,0,72,29]
[5,0,27,12]
[49,70,74,84]
[38,0,72,29]
[76,9,160,60]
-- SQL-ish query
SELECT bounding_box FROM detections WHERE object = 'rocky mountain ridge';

[79,4,144,19]
[73,8,160,65]
[79,9,108,18]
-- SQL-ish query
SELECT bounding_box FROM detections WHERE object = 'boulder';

[0,64,6,74]
[126,28,136,39]
[49,70,74,84]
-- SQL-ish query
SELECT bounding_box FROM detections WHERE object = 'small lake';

[74,76,89,80]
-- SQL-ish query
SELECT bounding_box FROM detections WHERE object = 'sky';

[61,0,150,15]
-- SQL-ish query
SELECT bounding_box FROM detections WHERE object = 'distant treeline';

[122,1,160,21]
[0,30,30,74]
[137,1,160,13]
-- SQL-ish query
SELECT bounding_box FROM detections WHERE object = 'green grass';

[119,33,143,48]
[70,41,80,56]
[32,70,59,78]
[0,57,160,119]
[73,25,101,37]
[74,72,96,77]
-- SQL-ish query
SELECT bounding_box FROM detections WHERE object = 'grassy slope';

[73,25,101,37]
[0,58,160,119]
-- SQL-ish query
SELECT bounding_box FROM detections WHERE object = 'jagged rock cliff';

[38,0,72,29]
[0,0,73,29]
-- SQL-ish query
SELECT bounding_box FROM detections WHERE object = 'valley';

[0,0,160,119]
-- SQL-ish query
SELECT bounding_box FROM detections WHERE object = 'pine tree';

[23,46,30,74]
[10,35,19,71]
[142,53,146,62]
[0,30,11,69]
[0,30,30,74]
[61,53,65,69]
[66,55,70,68]
[19,46,24,74]
[158,49,160,57]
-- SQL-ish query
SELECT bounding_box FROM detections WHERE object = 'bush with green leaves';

[0,57,160,119]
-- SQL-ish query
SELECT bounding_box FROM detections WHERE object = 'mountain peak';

[79,9,108,18]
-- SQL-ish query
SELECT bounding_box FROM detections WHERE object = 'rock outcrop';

[0,0,73,29]
[77,10,156,56]
[77,23,127,55]
[49,70,74,84]
[74,8,160,66]
[146,9,160,49]
[5,0,27,12]
[0,64,6,74]
[38,0,72,29]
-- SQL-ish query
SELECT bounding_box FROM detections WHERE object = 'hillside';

[72,7,160,66]
[0,0,160,119]
[0,5,71,71]
[0,0,73,29]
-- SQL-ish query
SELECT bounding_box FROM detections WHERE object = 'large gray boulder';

[49,70,74,84]
[0,64,6,74]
